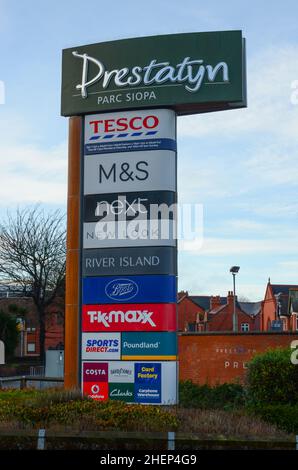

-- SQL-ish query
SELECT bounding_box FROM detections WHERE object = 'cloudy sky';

[0,0,297,300]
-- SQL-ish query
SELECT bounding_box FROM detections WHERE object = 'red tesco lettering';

[89,115,159,134]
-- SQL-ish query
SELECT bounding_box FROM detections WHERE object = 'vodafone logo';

[91,384,100,394]
[87,309,156,328]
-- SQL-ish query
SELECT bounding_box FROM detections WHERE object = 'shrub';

[179,380,245,409]
[248,404,298,434]
[0,389,178,431]
[246,348,298,406]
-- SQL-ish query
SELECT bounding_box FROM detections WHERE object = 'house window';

[27,343,36,353]
[296,316,298,331]
[241,323,250,332]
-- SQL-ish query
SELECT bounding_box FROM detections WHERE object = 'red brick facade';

[178,291,259,332]
[177,292,205,331]
[261,282,298,332]
[178,332,298,385]
[208,291,257,332]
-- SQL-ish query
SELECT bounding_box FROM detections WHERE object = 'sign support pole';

[64,116,81,389]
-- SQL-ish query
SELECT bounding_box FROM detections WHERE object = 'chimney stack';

[227,290,236,304]
[210,295,221,310]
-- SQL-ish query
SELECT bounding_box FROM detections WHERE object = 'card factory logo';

[104,278,138,301]
[72,51,229,99]
[88,115,159,141]
[87,309,155,328]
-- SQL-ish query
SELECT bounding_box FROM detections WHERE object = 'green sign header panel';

[61,31,246,116]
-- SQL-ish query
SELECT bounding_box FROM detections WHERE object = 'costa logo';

[105,278,139,301]
[89,115,159,137]
[83,362,108,382]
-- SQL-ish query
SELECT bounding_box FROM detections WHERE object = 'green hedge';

[248,404,298,434]
[246,348,298,406]
[179,380,245,409]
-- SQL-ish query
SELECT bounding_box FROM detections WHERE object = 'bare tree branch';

[0,205,66,362]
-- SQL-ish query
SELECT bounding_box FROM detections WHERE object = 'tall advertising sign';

[61,31,247,402]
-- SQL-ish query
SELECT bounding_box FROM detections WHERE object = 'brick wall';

[178,332,298,385]
[178,296,204,331]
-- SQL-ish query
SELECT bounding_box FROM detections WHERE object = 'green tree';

[246,347,298,405]
[0,307,20,358]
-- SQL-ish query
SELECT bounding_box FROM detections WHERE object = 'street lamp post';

[230,266,240,332]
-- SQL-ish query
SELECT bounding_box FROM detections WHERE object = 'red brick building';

[208,291,260,332]
[178,291,261,332]
[0,294,64,357]
[261,281,298,332]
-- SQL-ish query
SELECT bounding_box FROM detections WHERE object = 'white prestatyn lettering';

[72,52,229,98]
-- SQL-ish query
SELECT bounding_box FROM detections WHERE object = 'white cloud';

[244,144,298,186]
[235,200,298,218]
[279,260,298,268]
[177,45,298,140]
[222,219,267,232]
[179,236,298,256]
[0,139,67,205]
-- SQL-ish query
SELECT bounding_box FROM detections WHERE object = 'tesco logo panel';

[84,109,176,155]
[89,115,159,134]
[82,303,177,332]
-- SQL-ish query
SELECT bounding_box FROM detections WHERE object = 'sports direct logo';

[82,303,177,332]
[85,338,119,352]
[88,115,159,140]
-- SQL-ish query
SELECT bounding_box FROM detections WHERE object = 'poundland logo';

[123,341,160,349]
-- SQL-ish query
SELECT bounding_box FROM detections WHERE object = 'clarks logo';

[110,388,133,398]
[87,310,156,328]
[72,51,229,98]
[105,279,138,301]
